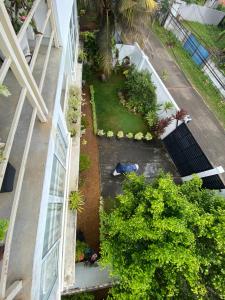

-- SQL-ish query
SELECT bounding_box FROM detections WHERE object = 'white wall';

[171,0,225,25]
[116,43,183,138]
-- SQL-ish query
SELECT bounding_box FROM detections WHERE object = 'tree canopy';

[100,173,225,299]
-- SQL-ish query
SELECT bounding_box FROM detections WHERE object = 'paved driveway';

[98,138,180,203]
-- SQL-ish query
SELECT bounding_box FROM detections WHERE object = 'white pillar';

[182,166,225,182]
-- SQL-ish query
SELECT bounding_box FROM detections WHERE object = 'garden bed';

[92,72,149,134]
[77,86,101,252]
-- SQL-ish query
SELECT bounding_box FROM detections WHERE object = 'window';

[40,125,68,299]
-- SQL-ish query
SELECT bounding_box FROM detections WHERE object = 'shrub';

[75,240,88,262]
[81,115,89,129]
[62,291,95,300]
[107,130,114,137]
[126,132,133,139]
[89,85,98,134]
[134,132,144,140]
[97,129,105,136]
[145,111,158,127]
[0,219,8,241]
[69,191,85,213]
[79,154,91,172]
[117,131,124,138]
[145,132,153,141]
[67,86,81,137]
[153,117,172,137]
[124,67,157,115]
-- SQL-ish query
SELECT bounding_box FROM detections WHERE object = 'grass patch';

[182,21,224,52]
[92,72,148,133]
[152,22,225,129]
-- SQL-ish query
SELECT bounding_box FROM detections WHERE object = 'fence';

[164,12,225,97]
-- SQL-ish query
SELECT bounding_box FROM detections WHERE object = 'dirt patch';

[77,86,100,252]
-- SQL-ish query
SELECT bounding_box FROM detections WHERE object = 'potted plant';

[0,219,8,259]
[69,191,85,213]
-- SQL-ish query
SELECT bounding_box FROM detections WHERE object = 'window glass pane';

[42,203,63,256]
[40,245,59,300]
[49,155,66,198]
[55,128,67,165]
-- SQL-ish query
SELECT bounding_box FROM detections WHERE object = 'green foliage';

[69,191,85,212]
[163,101,174,112]
[92,72,148,133]
[62,292,94,300]
[145,132,153,140]
[117,131,124,138]
[134,132,144,140]
[101,173,225,299]
[78,49,88,63]
[89,85,98,134]
[0,149,5,163]
[0,84,11,97]
[145,110,158,127]
[80,31,100,68]
[126,132,133,139]
[124,67,157,115]
[67,86,81,137]
[75,240,88,262]
[81,115,89,129]
[79,154,91,172]
[107,130,114,137]
[97,129,105,136]
[0,219,8,241]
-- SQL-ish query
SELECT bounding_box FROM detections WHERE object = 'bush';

[97,129,105,136]
[107,130,114,137]
[75,240,88,262]
[62,291,94,300]
[124,67,157,115]
[134,132,144,140]
[0,219,8,241]
[126,132,133,139]
[69,191,85,212]
[89,85,98,134]
[145,132,153,141]
[81,115,89,129]
[67,86,81,137]
[117,131,124,138]
[79,154,91,172]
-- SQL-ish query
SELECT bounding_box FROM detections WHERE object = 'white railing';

[0,0,59,298]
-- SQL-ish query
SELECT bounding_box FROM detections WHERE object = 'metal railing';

[0,0,59,298]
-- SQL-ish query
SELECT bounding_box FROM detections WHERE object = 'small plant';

[89,85,98,134]
[97,129,105,136]
[134,132,144,140]
[173,109,188,128]
[0,219,8,241]
[0,84,11,97]
[145,111,158,127]
[70,128,77,137]
[69,191,85,212]
[161,69,168,81]
[78,49,87,63]
[126,132,133,139]
[162,101,174,113]
[81,116,89,129]
[117,131,124,138]
[79,154,91,172]
[82,139,87,145]
[75,240,88,262]
[107,131,114,138]
[153,117,172,137]
[145,132,153,141]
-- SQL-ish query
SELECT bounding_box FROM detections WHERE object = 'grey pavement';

[98,138,180,209]
[140,29,225,185]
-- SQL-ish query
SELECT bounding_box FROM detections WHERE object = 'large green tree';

[100,173,225,299]
[78,0,156,75]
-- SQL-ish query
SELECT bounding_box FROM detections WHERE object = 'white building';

[0,0,80,299]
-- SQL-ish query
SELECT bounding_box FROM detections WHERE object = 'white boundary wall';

[116,43,184,138]
[171,0,225,25]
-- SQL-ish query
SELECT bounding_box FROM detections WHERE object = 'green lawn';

[152,23,225,130]
[92,73,148,133]
[182,21,224,52]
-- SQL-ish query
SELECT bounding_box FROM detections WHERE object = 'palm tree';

[78,0,156,76]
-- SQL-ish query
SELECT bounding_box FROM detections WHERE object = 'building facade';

[0,0,80,299]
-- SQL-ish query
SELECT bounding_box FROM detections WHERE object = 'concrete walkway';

[132,29,225,185]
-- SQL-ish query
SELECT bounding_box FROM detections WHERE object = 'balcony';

[0,1,62,299]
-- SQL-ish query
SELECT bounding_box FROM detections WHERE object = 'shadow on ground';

[98,138,180,210]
